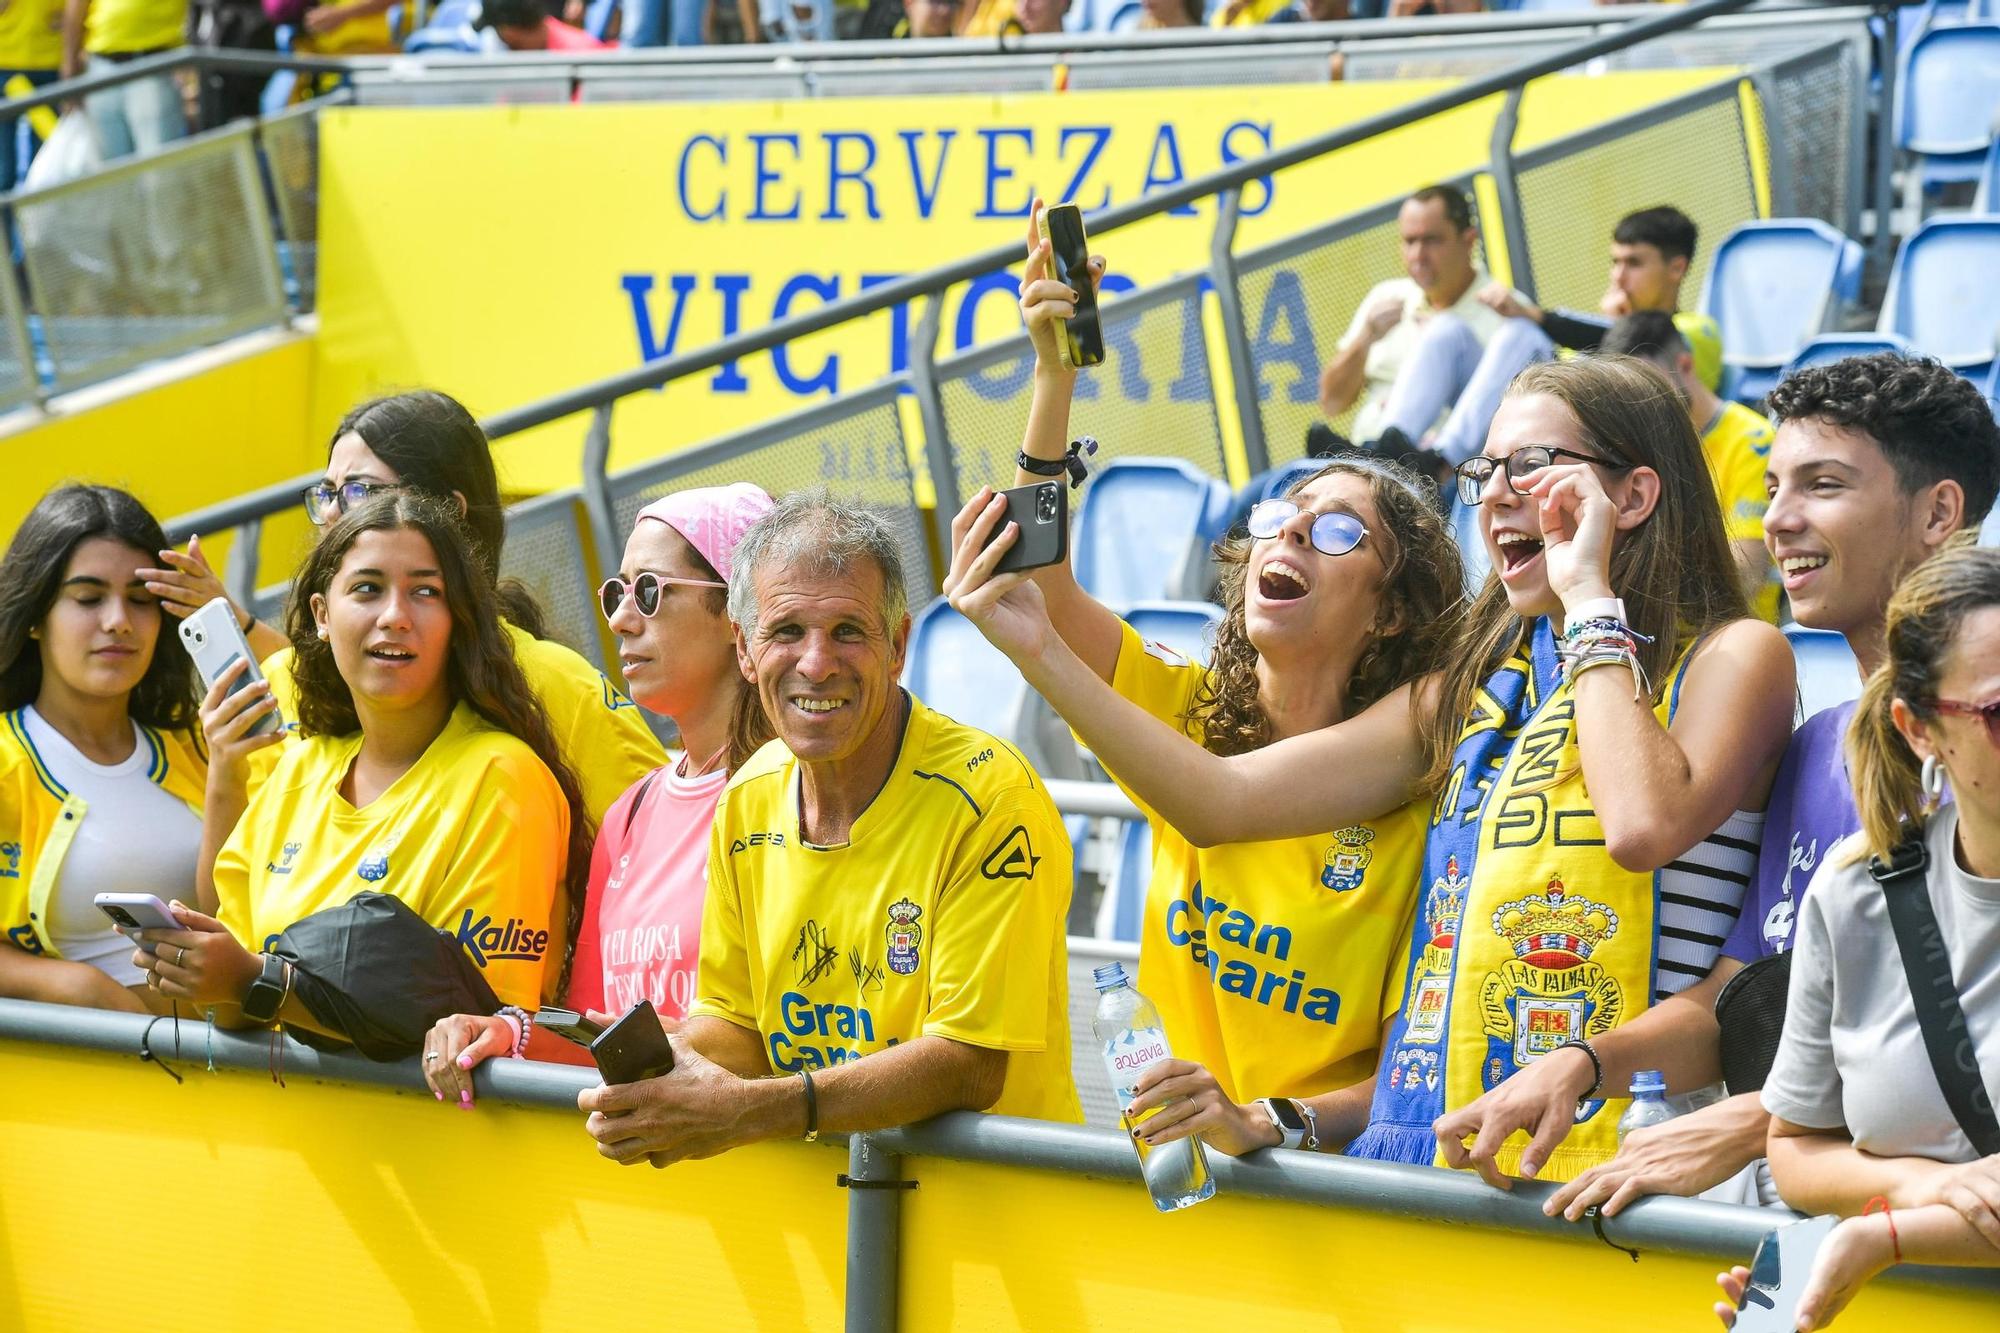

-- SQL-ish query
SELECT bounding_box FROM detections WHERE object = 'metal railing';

[4,997,1995,1333]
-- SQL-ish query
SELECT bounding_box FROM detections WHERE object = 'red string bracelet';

[1862,1195,1902,1264]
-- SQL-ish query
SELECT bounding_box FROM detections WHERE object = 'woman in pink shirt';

[421,484,775,1102]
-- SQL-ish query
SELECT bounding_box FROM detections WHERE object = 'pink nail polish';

[458,1055,472,1069]
[459,1090,471,1106]
[434,1090,443,1101]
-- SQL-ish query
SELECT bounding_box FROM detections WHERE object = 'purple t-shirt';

[1722,700,1860,962]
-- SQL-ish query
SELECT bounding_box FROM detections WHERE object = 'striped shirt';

[1655,808,1765,1003]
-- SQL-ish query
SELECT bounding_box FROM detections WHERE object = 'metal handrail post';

[578,404,623,589]
[223,516,263,610]
[843,1134,904,1333]
[1488,85,1536,302]
[1207,186,1268,477]
[1870,1,1898,276]
[908,294,962,561]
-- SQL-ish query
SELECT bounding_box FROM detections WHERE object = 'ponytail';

[1844,664,1929,865]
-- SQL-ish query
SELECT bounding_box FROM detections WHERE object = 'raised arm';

[942,500,1429,843]
[1319,288,1401,420]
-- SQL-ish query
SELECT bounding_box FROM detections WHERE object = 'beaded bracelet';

[497,1004,536,1059]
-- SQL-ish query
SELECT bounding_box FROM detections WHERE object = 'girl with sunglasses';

[1709,546,2000,1330]
[950,349,1795,1182]
[421,486,777,1101]
[160,392,664,884]
[942,213,1464,1154]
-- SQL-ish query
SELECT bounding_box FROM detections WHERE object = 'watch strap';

[1568,596,1627,626]
[240,952,287,1024]
[1257,1097,1307,1151]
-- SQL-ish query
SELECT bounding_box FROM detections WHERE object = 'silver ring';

[424,1051,441,1063]
[176,946,189,968]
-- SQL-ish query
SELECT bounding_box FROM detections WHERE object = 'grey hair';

[726,489,909,632]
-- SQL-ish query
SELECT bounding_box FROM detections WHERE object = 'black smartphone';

[1036,202,1104,369]
[985,480,1069,575]
[590,999,677,1085]
[535,1006,605,1047]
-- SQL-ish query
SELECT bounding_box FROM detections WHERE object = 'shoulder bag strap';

[623,769,662,841]
[1870,837,2000,1157]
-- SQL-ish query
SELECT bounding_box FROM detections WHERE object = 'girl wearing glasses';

[1709,546,2000,1330]
[420,486,777,1101]
[950,348,1794,1181]
[941,217,1464,1154]
[164,391,664,878]
[0,487,206,1014]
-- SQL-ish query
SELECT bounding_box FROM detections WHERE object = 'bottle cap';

[1091,962,1130,992]
[1630,1069,1666,1096]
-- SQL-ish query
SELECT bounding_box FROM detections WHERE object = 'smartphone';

[535,1006,606,1047]
[94,892,179,951]
[1036,202,1105,369]
[984,480,1069,575]
[179,598,281,738]
[1733,1214,1841,1332]
[590,999,677,1085]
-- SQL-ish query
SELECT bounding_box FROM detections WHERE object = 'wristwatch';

[1568,596,1627,626]
[240,952,288,1024]
[1257,1097,1319,1151]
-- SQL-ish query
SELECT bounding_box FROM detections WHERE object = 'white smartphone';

[179,597,280,737]
[1733,1214,1842,1332]
[94,892,180,951]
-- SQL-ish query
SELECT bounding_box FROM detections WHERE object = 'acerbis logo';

[454,909,550,965]
[729,832,787,855]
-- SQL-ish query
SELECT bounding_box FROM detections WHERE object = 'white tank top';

[24,707,202,985]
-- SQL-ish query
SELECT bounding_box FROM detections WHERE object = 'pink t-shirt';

[563,761,726,1020]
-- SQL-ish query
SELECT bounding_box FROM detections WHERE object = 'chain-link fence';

[15,122,287,394]
[259,99,328,313]
[0,250,36,415]
[604,380,936,618]
[1512,83,1756,315]
[502,487,608,670]
[1756,40,1866,239]
[934,274,1227,495]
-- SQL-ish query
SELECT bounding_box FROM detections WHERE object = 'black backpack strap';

[1870,837,2000,1157]
[623,769,662,841]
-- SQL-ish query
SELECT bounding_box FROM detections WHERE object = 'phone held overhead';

[1037,202,1105,370]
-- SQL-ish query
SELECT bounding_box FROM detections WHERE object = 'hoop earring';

[1921,754,1945,804]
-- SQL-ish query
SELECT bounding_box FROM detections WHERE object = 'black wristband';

[236,604,254,634]
[799,1068,819,1143]
[1554,1038,1604,1103]
[1016,451,1068,477]
[1016,436,1099,490]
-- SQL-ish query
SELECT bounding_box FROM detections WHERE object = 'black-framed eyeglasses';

[1928,696,2000,746]
[598,571,727,623]
[1246,498,1369,557]
[302,479,405,526]
[1454,446,1634,507]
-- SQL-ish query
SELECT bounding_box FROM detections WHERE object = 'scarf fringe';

[1344,1121,1437,1166]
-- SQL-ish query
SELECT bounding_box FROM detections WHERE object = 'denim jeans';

[84,55,189,162]
[0,68,58,189]
[623,0,708,45]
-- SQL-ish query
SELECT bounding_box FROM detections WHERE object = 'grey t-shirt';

[1763,806,2000,1163]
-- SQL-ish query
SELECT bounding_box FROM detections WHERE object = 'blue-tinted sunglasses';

[1246,499,1369,557]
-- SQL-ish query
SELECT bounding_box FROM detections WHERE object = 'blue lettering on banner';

[1251,268,1320,404]
[975,128,1036,220]
[677,133,726,223]
[622,273,697,366]
[859,272,912,378]
[1140,125,1198,218]
[772,273,841,395]
[766,988,896,1071]
[1219,120,1276,218]
[454,909,551,966]
[956,269,1034,402]
[821,131,881,222]
[747,133,804,221]
[1058,125,1114,210]
[898,129,956,221]
[1167,289,1210,403]
[712,274,751,391]
[1162,883,1341,1025]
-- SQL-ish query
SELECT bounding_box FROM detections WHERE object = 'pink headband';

[633,483,774,584]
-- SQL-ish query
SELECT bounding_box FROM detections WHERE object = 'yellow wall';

[2,1034,1991,1332]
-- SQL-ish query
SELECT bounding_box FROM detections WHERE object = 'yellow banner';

[314,69,1739,494]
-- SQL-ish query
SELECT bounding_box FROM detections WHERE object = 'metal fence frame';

[5,996,1997,1333]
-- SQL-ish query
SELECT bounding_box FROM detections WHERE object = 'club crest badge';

[884,897,923,976]
[1404,855,1468,1044]
[357,848,391,882]
[1478,873,1622,1097]
[1388,1047,1440,1093]
[1320,825,1375,892]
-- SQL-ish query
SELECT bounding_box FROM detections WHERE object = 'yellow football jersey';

[214,702,567,1009]
[1111,623,1425,1105]
[259,619,664,827]
[1702,400,1779,623]
[0,0,63,70]
[1674,310,1724,396]
[693,695,1082,1123]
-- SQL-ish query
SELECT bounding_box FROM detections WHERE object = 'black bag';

[269,892,502,1062]
[1715,949,1793,1096]
[1870,837,2000,1157]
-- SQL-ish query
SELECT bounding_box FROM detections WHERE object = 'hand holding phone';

[982,481,1069,576]
[1732,1214,1841,1332]
[535,1006,606,1047]
[180,598,281,739]
[94,893,180,950]
[1035,202,1105,369]
[590,1000,677,1085]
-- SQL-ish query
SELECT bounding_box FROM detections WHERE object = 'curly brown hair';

[1186,459,1466,757]
[284,492,596,1000]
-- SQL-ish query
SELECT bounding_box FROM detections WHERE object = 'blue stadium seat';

[584,0,620,38]
[1878,215,2000,378]
[1099,819,1153,943]
[1783,624,1862,722]
[901,598,1086,781]
[1976,134,2000,212]
[1072,458,1232,605]
[1896,25,2000,200]
[1782,332,1919,379]
[1702,220,1864,403]
[1122,600,1223,666]
[1249,458,1331,505]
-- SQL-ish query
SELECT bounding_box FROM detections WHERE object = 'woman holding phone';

[936,209,1463,1150]
[134,493,590,1030]
[142,389,665,837]
[947,350,1794,1182]
[419,485,779,1105]
[0,485,206,1013]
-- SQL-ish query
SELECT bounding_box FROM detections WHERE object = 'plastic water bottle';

[1090,962,1216,1212]
[1616,1069,1677,1145]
